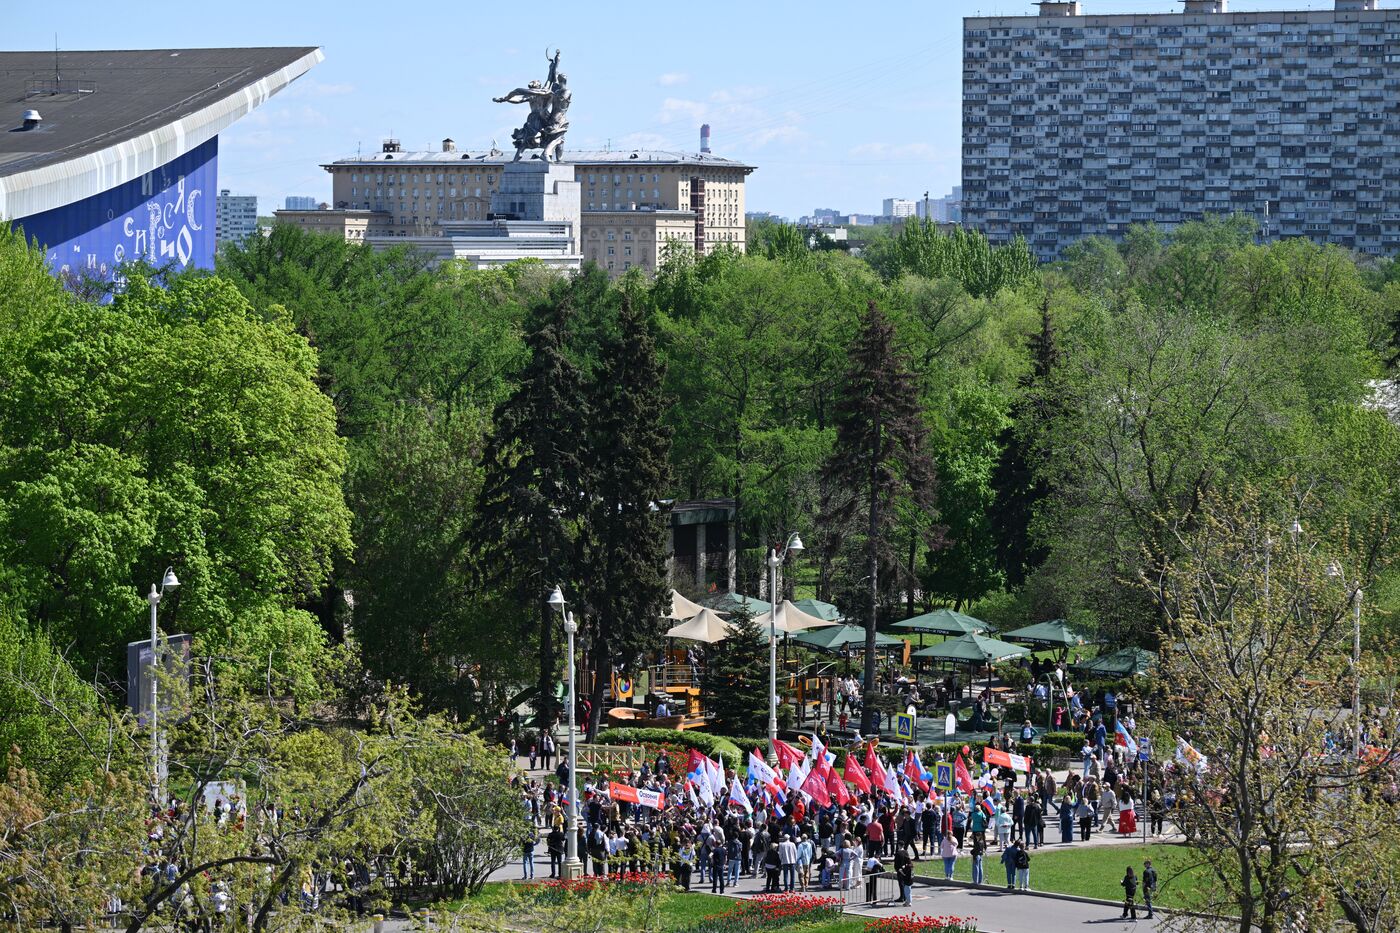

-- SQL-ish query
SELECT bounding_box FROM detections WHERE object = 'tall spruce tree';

[989,295,1061,587]
[471,296,589,731]
[700,607,770,737]
[821,301,939,735]
[579,296,673,740]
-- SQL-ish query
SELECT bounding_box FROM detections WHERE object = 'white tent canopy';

[667,589,707,621]
[664,608,731,643]
[754,599,839,634]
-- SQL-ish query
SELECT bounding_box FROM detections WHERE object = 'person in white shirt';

[778,834,799,892]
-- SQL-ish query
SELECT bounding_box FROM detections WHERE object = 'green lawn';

[913,842,1205,908]
[422,882,884,932]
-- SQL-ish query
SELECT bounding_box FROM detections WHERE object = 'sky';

[6,0,1365,219]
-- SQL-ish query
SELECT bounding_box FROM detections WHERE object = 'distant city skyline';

[4,0,1374,220]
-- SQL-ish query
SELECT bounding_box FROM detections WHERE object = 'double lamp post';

[547,585,584,881]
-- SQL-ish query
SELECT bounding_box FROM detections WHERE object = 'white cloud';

[658,72,689,87]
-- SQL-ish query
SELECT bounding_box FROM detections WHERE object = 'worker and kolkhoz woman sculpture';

[494,49,572,163]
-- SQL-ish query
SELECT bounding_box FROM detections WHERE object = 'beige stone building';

[272,208,387,241]
[276,139,755,275]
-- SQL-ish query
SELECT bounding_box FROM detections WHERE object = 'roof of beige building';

[326,148,753,170]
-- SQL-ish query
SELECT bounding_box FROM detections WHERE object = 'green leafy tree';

[877,221,1036,298]
[579,298,673,739]
[347,403,530,723]
[0,231,350,678]
[821,301,939,734]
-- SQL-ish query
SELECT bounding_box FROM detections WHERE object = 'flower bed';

[864,914,979,932]
[678,893,844,932]
[531,870,671,904]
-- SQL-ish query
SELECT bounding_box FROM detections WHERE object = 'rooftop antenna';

[54,34,60,85]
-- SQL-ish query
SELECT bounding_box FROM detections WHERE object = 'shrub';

[729,736,768,760]
[593,728,742,768]
[1003,701,1028,724]
[1044,731,1088,748]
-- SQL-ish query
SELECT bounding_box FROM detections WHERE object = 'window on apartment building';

[608,246,615,255]
[624,246,632,256]
[606,230,615,240]
[487,175,494,183]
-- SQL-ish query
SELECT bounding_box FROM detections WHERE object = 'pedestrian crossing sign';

[933,761,954,793]
[895,712,915,741]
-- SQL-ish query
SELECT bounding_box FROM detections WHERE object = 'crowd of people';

[511,713,1178,917]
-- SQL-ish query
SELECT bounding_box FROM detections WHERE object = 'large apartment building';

[278,138,754,275]
[962,0,1400,260]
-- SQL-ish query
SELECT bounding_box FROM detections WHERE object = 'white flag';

[748,751,778,785]
[729,776,753,813]
[786,759,810,792]
[706,756,725,796]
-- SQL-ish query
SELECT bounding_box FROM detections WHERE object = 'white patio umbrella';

[664,608,732,643]
[667,589,707,621]
[754,599,839,634]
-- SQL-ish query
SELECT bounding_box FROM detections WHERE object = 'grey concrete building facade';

[962,0,1400,261]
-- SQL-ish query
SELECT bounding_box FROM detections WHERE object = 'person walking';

[1121,866,1139,920]
[1059,793,1075,843]
[1076,795,1095,841]
[1025,797,1043,849]
[1014,842,1031,891]
[939,833,958,880]
[894,844,914,907]
[1000,839,1021,891]
[710,839,728,894]
[677,841,694,892]
[521,827,537,880]
[779,834,798,893]
[1142,859,1158,919]
[1149,791,1166,837]
[546,825,564,878]
[797,833,814,891]
[970,834,985,885]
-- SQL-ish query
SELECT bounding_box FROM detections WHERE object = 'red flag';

[825,766,850,805]
[865,745,893,794]
[774,739,804,771]
[954,754,975,794]
[801,765,831,807]
[903,752,930,793]
[844,755,872,794]
[687,749,709,776]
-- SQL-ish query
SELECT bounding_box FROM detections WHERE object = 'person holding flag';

[1115,719,1139,757]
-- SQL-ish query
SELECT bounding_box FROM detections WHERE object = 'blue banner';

[11,137,218,287]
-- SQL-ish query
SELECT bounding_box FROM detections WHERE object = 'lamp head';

[547,585,566,611]
[1289,519,1303,536]
[787,533,805,554]
[162,568,180,590]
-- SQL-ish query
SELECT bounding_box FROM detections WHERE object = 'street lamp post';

[548,586,584,881]
[766,533,804,765]
[146,567,179,804]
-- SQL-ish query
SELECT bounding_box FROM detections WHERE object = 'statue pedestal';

[434,159,582,270]
[490,160,581,252]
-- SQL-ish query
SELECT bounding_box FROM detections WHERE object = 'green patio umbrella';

[1072,647,1156,677]
[702,591,772,616]
[1001,618,1089,650]
[891,608,990,636]
[791,597,843,622]
[913,632,1030,664]
[790,623,902,652]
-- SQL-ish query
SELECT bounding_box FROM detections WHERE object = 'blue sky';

[8,0,1357,219]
